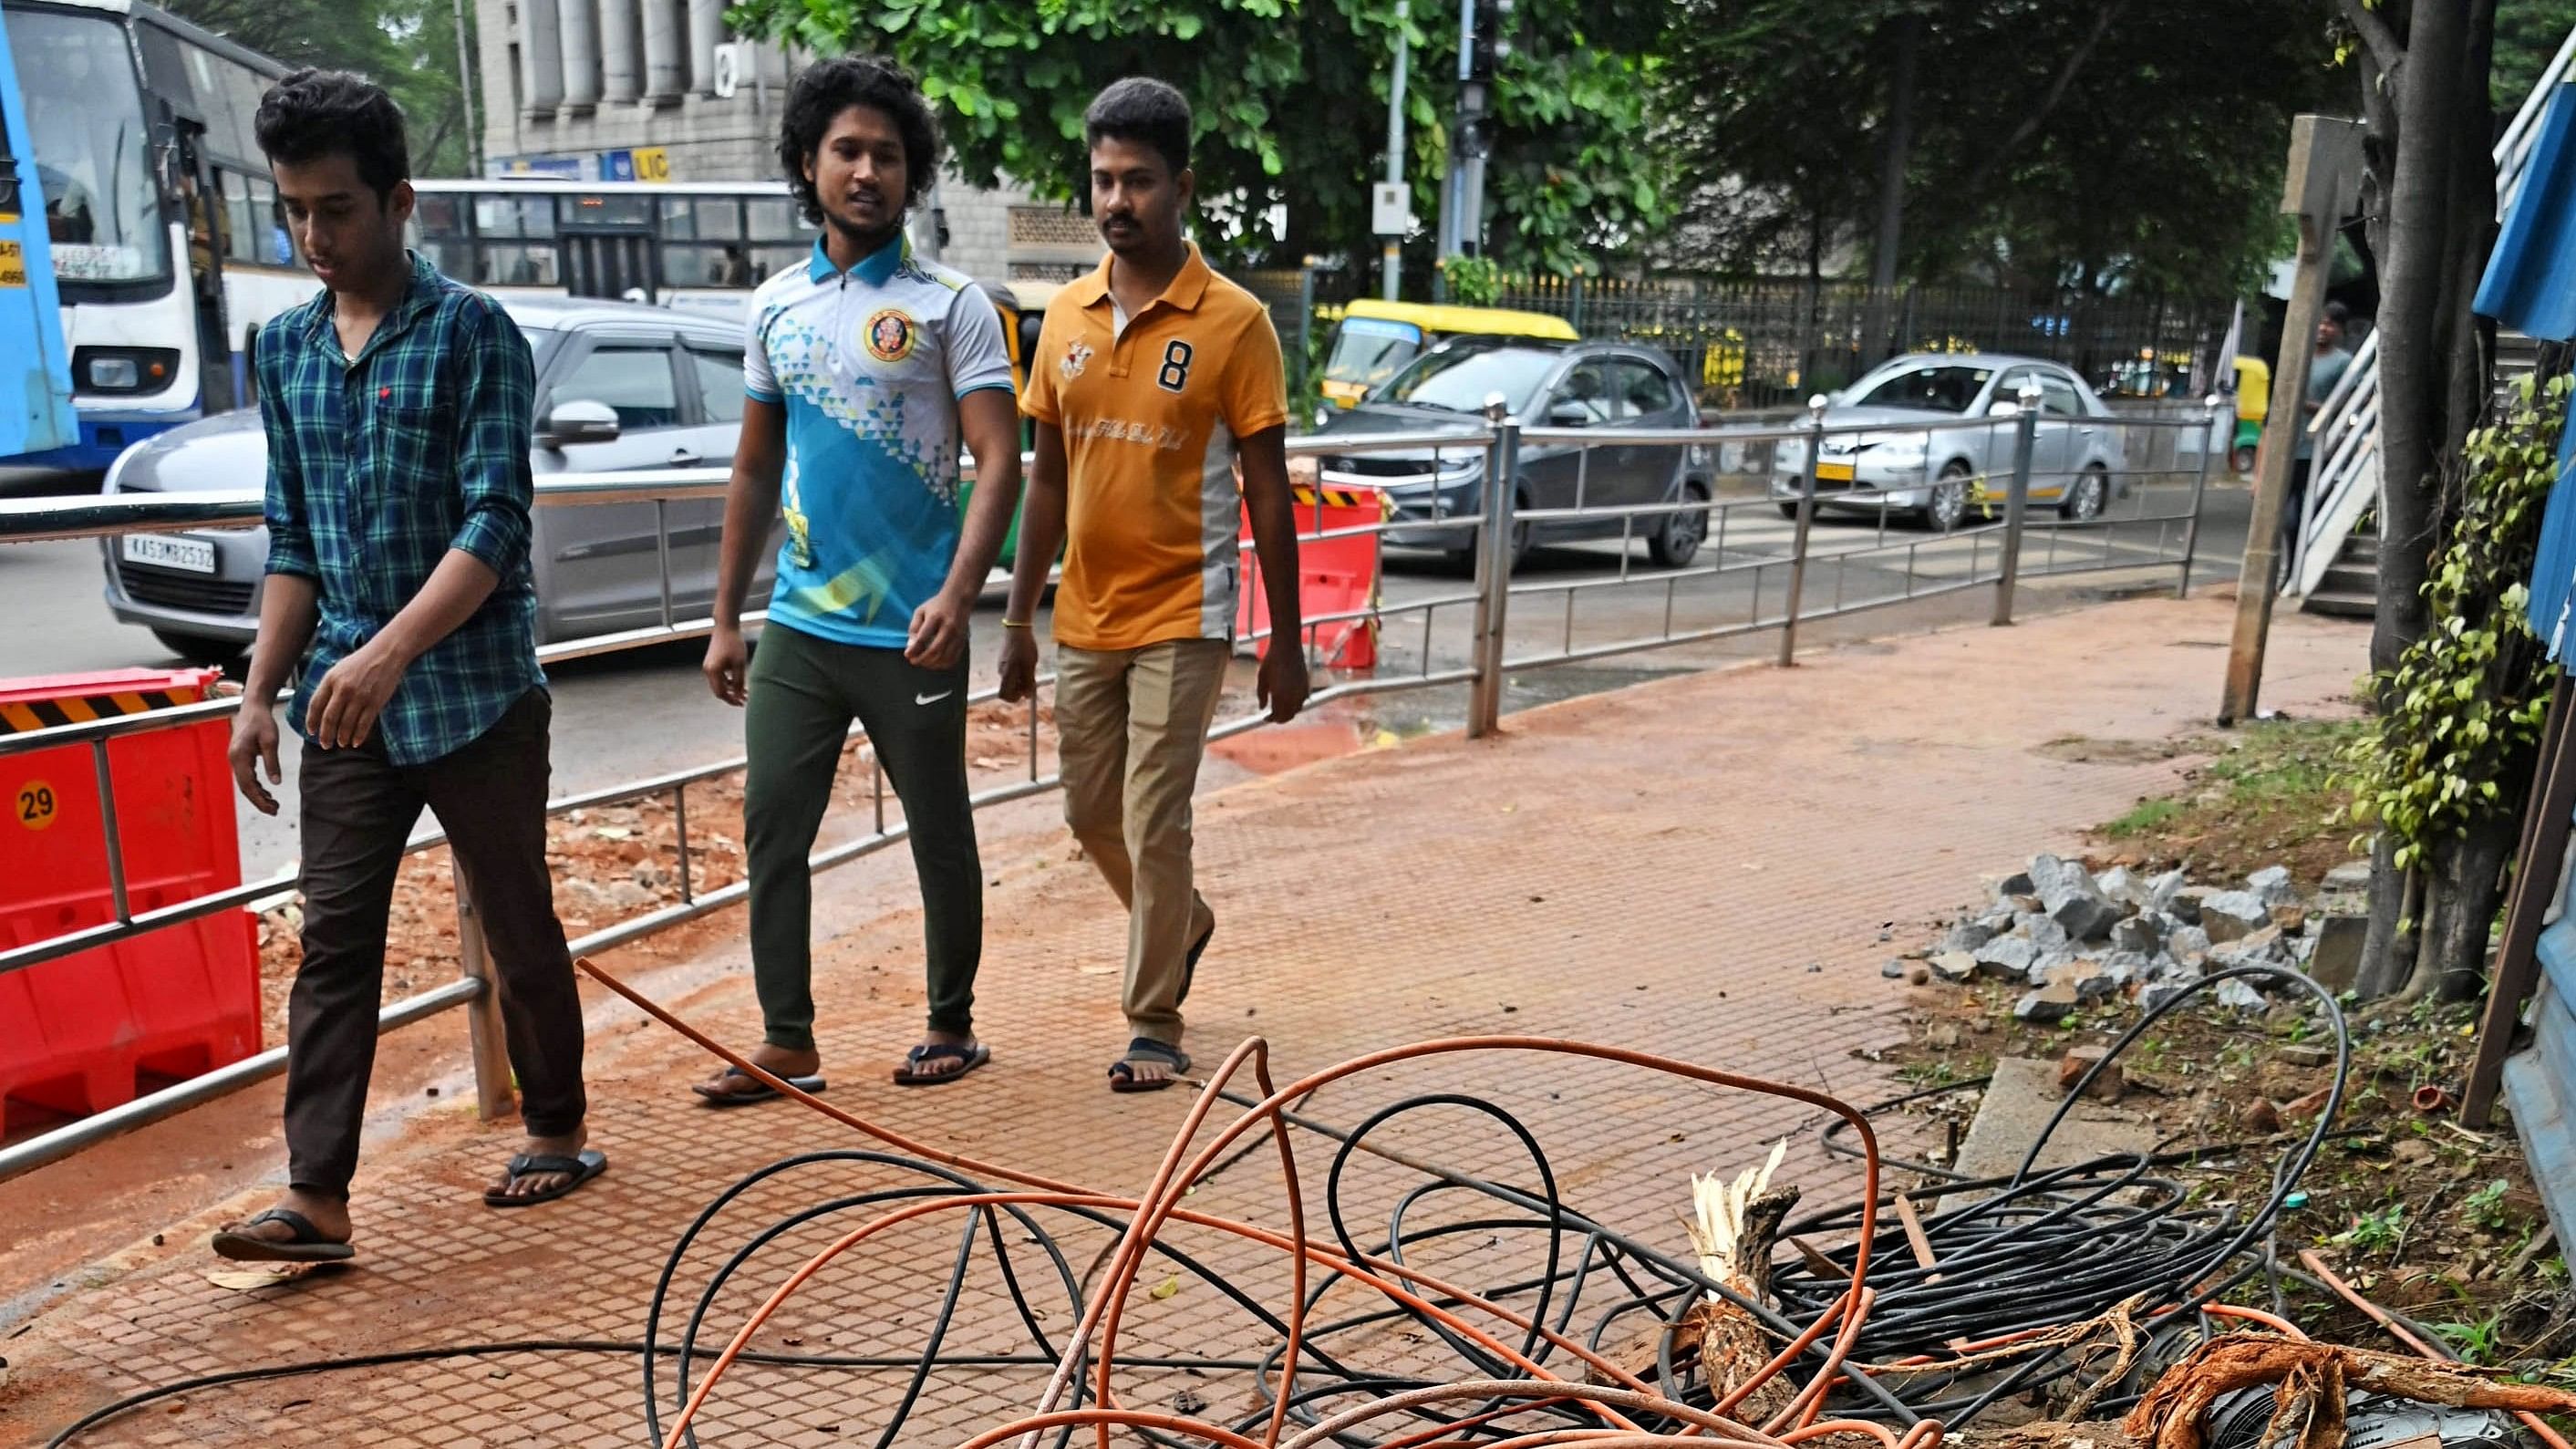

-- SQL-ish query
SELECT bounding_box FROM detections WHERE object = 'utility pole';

[1379,0,1412,301]
[451,0,482,176]
[1439,0,1506,264]
[2220,114,2364,724]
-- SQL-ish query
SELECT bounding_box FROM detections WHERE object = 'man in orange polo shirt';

[999,77,1308,1092]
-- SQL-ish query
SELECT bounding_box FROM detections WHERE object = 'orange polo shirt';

[1021,245,1288,651]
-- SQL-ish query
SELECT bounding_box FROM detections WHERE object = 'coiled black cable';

[49,966,2343,1446]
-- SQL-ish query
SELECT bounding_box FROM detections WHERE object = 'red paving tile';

[0,598,2367,1448]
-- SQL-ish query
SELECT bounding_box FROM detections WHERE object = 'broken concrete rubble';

[1907,854,2321,1019]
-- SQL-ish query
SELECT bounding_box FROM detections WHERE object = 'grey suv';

[99,296,773,664]
[1311,339,1713,567]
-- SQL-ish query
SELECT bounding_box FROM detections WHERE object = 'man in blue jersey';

[697,57,1021,1098]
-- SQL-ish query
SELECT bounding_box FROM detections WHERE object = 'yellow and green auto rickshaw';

[962,278,1060,564]
[1318,299,1580,410]
[2229,356,2271,474]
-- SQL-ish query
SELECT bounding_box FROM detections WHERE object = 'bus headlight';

[75,347,181,395]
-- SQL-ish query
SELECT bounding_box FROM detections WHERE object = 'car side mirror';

[538,398,620,449]
[1986,399,2023,419]
[1547,401,1592,428]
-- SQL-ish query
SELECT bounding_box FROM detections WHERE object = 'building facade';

[471,0,1100,283]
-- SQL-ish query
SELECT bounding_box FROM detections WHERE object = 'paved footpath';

[0,597,2367,1449]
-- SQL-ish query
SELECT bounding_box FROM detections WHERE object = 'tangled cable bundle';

[41,962,2348,1449]
[598,961,2347,1449]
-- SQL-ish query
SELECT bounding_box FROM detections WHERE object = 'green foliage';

[2343,374,2571,870]
[2104,799,2182,838]
[165,0,481,177]
[1437,254,1503,306]
[1651,0,2342,293]
[730,0,1672,273]
[2460,1176,2513,1229]
[2328,1201,2405,1253]
[2493,0,2576,109]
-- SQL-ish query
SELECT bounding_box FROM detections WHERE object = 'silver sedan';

[1768,355,2126,531]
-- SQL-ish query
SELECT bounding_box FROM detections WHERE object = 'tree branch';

[2339,0,2406,80]
[1954,0,2134,201]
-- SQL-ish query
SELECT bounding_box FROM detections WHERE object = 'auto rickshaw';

[962,278,1059,565]
[1317,298,1580,410]
[2229,356,2270,474]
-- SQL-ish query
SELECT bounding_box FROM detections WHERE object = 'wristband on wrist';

[1002,618,1033,630]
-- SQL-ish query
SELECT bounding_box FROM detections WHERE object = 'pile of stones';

[1891,854,2367,1023]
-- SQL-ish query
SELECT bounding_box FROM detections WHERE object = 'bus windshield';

[5,6,166,285]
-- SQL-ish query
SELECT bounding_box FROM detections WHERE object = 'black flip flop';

[211,1207,356,1264]
[1108,1038,1191,1093]
[892,1040,990,1086]
[691,1066,825,1107]
[483,1148,608,1208]
[1178,918,1215,1007]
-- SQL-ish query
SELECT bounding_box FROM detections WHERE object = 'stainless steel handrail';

[0,404,2219,1180]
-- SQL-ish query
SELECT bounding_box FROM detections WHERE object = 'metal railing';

[2295,22,2576,595]
[0,398,2222,1178]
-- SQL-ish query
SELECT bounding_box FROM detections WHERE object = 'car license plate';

[1815,461,1857,483]
[122,533,217,574]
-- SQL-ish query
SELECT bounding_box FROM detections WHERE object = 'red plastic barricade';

[0,668,261,1135]
[1239,484,1386,670]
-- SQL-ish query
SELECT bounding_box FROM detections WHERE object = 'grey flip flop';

[692,1065,826,1106]
[893,1040,990,1086]
[211,1207,355,1263]
[483,1148,608,1208]
[1109,1038,1191,1093]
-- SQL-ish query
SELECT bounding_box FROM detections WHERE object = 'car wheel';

[152,629,245,668]
[1920,462,1972,533]
[1446,509,1533,574]
[2231,443,2258,474]
[2060,466,2108,522]
[1650,484,1710,566]
[1776,502,1802,521]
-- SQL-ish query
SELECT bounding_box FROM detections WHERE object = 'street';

[0,476,2253,881]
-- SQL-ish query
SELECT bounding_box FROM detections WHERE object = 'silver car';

[1767,354,2125,532]
[100,296,771,663]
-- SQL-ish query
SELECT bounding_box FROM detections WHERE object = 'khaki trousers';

[1053,638,1228,1045]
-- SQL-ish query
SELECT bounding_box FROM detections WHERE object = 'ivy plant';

[2342,372,2571,868]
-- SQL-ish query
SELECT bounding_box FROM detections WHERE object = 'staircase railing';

[2293,25,2576,598]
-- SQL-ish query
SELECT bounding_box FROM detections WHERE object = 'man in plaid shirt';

[212,71,603,1264]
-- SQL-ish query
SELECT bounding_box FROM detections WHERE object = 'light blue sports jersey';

[743,233,1014,648]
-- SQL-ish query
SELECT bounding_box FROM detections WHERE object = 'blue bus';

[0,0,298,471]
[0,4,77,460]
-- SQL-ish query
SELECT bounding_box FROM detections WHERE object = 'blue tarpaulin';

[2490,81,2576,656]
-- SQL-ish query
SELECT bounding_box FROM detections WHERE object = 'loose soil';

[1878,716,2573,1390]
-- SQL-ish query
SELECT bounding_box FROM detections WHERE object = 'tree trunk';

[2354,833,2419,999]
[1863,15,1919,362]
[2357,0,2499,998]
[2402,812,2513,1000]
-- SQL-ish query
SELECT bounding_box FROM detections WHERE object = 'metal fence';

[0,395,2225,1179]
[1241,266,2232,411]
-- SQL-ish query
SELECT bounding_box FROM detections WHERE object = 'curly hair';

[254,69,409,203]
[777,57,941,224]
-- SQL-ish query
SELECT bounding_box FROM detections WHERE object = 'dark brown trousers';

[284,688,585,1197]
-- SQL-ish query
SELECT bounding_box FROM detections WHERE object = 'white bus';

[0,0,306,470]
[409,177,819,324]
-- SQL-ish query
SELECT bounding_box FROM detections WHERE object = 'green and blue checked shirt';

[258,252,544,765]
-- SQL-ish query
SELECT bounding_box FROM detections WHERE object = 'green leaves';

[721,0,1671,271]
[2342,371,2570,864]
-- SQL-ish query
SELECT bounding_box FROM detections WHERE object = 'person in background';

[998,77,1308,1093]
[213,69,600,1265]
[694,56,1022,1101]
[2281,300,2355,592]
